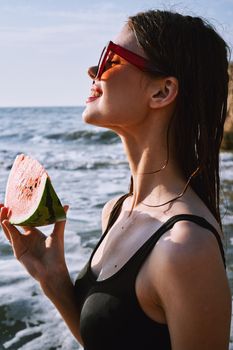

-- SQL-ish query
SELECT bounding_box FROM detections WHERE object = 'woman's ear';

[149,77,178,109]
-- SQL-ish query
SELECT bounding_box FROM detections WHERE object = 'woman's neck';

[119,124,186,209]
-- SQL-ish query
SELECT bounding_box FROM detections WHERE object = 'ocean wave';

[1,300,80,350]
[44,159,128,171]
[45,130,120,144]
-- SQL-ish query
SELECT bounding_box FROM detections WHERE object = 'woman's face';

[82,25,152,133]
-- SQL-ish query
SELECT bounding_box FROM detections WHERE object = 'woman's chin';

[82,105,97,124]
[82,106,105,127]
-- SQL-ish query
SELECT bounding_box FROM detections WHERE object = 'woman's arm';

[0,205,84,345]
[150,220,232,350]
[39,266,83,344]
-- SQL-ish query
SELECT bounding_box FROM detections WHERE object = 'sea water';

[0,107,232,350]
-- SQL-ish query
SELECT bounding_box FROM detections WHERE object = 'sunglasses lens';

[94,46,107,79]
[88,66,98,79]
[95,45,114,80]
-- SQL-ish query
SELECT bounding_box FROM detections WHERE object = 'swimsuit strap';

[132,214,226,270]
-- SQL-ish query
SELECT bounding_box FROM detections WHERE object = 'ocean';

[0,106,232,350]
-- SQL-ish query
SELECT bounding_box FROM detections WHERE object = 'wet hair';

[125,10,230,226]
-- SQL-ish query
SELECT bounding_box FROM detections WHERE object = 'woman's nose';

[88,66,98,79]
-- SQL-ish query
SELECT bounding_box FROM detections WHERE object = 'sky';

[0,0,233,107]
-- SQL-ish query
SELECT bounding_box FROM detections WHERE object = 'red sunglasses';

[88,41,168,80]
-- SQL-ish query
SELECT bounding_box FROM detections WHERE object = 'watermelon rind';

[8,177,66,227]
[5,154,66,227]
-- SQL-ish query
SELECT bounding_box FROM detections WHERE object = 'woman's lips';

[86,86,103,103]
[86,96,100,103]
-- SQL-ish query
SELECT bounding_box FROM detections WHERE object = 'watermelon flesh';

[4,154,66,226]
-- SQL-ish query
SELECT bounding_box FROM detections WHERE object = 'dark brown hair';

[126,10,230,225]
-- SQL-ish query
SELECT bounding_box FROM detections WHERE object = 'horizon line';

[0,104,85,109]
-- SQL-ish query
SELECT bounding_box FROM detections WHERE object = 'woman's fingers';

[0,204,69,257]
[0,206,9,221]
[53,205,69,234]
[63,205,69,214]
[21,225,45,238]
[0,206,12,242]
[1,220,27,259]
[52,205,69,241]
[2,220,21,241]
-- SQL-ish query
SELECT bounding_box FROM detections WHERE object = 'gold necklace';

[141,167,199,208]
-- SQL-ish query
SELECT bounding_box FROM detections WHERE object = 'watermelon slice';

[4,154,66,226]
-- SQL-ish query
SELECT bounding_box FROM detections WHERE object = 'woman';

[0,9,232,350]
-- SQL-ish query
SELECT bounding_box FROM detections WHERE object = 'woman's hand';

[0,204,69,284]
[0,204,84,343]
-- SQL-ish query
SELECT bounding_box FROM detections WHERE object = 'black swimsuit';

[74,199,225,350]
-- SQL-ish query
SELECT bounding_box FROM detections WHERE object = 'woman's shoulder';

[147,215,226,289]
[145,216,231,349]
[155,217,223,262]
